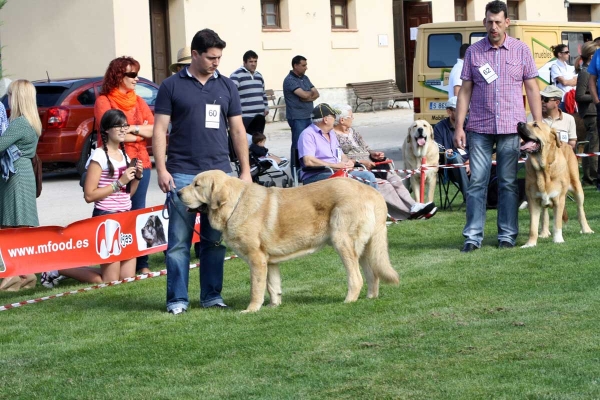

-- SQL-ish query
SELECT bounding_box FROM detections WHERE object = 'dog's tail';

[363,227,399,285]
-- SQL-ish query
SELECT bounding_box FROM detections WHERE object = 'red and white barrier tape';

[0,255,239,312]
[576,152,600,158]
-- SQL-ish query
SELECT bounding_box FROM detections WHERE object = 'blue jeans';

[131,168,151,271]
[166,173,226,312]
[463,132,519,247]
[288,118,312,169]
[303,169,378,189]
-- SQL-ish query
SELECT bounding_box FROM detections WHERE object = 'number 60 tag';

[206,104,221,129]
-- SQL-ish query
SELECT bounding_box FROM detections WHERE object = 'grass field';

[1,185,600,399]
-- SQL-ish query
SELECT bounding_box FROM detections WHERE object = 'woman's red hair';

[100,56,140,95]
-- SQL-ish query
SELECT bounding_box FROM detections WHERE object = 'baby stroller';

[230,114,292,187]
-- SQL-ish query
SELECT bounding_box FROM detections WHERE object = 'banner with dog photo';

[0,206,200,278]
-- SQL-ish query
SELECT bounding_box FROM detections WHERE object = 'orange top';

[94,95,154,169]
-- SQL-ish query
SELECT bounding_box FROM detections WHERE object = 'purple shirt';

[298,123,342,180]
[461,34,538,134]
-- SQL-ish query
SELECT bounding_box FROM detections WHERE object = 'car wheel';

[76,134,96,176]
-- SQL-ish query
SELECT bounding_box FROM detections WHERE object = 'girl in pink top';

[44,110,143,286]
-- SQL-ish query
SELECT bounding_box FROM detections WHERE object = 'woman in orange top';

[94,56,154,274]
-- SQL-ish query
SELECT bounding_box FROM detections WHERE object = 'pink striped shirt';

[461,34,538,134]
[86,148,131,212]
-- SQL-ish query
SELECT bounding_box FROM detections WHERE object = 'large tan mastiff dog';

[178,171,399,312]
[403,120,439,203]
[517,121,593,247]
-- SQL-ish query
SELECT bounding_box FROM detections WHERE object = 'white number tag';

[205,104,221,129]
[478,63,498,84]
[558,130,569,143]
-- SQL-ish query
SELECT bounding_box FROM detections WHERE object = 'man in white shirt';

[447,44,470,98]
[526,85,577,150]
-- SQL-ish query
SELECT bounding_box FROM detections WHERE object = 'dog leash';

[163,190,223,247]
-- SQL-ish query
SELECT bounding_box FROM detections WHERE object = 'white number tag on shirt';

[558,130,569,143]
[478,63,498,84]
[205,104,221,129]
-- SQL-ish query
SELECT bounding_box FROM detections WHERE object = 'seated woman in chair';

[332,104,437,220]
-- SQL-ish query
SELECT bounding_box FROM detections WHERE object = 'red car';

[3,77,161,174]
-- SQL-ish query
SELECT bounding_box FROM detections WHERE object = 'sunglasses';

[111,124,130,130]
[541,97,559,103]
[559,51,570,54]
[123,71,138,79]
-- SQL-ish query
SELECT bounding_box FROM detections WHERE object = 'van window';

[561,31,592,64]
[470,32,487,44]
[427,33,461,68]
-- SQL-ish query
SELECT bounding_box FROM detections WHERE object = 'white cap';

[446,96,457,109]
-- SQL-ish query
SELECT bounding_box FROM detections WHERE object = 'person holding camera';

[41,109,143,286]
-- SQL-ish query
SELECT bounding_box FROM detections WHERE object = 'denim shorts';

[92,208,122,217]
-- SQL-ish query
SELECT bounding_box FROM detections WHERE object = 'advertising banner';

[0,206,200,278]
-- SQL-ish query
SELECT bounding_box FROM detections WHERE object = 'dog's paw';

[520,242,537,248]
[539,231,551,238]
[581,228,594,234]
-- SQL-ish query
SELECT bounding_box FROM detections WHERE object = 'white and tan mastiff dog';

[517,121,593,247]
[403,120,439,203]
[178,170,400,312]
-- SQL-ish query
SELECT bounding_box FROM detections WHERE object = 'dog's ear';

[406,126,412,142]
[426,122,433,137]
[550,128,562,148]
[210,180,229,210]
[154,216,163,230]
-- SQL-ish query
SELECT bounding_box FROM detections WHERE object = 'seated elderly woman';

[332,104,437,220]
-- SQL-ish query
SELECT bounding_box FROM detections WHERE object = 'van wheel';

[76,134,96,176]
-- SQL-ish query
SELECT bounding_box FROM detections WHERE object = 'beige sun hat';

[169,47,192,73]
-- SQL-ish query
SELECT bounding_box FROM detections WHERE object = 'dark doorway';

[149,0,170,84]
[393,1,432,93]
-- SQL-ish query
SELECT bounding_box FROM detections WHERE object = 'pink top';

[86,148,131,212]
[461,34,538,134]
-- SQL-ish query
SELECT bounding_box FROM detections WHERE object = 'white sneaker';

[40,271,65,288]
[519,201,528,210]
[409,202,436,219]
[168,307,186,315]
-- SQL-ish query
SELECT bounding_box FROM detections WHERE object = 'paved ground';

[38,109,415,227]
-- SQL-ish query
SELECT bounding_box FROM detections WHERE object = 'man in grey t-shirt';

[282,55,319,175]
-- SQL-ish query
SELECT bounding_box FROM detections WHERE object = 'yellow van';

[413,21,600,125]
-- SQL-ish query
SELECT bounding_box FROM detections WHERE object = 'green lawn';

[1,186,600,399]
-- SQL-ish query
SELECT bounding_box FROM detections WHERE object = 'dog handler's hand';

[239,169,252,183]
[157,169,175,193]
[454,126,466,150]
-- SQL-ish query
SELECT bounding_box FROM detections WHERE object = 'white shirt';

[550,60,577,99]
[447,58,464,98]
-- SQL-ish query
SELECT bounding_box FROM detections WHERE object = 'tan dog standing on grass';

[403,120,439,203]
[517,121,593,247]
[178,170,399,313]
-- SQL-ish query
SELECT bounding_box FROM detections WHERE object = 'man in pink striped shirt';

[454,0,542,252]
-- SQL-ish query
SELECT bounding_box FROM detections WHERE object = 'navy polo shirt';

[154,68,242,175]
[283,70,315,120]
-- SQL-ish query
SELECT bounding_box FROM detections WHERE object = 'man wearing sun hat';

[526,85,577,150]
[434,96,470,199]
[298,103,377,187]
[169,47,192,74]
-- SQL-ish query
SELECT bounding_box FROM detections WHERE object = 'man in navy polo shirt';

[153,29,252,315]
[283,55,319,176]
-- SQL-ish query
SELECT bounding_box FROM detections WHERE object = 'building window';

[507,1,519,20]
[261,0,280,28]
[331,0,348,29]
[455,0,467,21]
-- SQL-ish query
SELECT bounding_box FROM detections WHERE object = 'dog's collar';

[225,187,245,227]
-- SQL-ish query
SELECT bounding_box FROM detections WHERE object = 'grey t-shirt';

[283,71,315,120]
